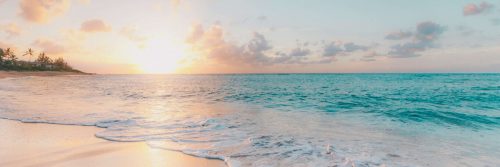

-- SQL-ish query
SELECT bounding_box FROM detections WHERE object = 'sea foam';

[1,74,499,166]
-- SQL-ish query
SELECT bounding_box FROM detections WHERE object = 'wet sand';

[0,119,226,167]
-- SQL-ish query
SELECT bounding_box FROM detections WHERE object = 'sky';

[0,0,499,74]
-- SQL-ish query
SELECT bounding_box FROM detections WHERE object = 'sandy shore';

[0,119,226,167]
[0,71,90,79]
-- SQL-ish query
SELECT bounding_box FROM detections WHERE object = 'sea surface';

[0,74,499,167]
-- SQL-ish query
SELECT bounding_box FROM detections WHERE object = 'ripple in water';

[0,74,499,166]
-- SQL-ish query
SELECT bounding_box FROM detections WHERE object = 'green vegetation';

[0,47,81,72]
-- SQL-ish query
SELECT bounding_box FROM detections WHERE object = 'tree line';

[0,48,80,72]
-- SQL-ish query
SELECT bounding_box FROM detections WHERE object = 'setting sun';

[135,39,185,74]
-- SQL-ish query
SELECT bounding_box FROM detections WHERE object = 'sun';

[136,39,185,74]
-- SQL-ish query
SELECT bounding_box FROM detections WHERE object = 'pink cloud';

[80,19,112,33]
[463,2,494,16]
[184,24,341,73]
[19,0,70,23]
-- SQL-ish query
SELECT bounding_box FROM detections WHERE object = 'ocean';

[0,74,499,166]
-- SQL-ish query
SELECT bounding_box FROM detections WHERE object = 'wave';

[1,74,500,166]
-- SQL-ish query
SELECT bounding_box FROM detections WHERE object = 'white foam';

[0,75,499,167]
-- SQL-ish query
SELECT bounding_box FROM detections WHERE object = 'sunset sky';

[1,0,499,74]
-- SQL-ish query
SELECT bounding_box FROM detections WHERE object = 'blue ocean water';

[0,74,499,166]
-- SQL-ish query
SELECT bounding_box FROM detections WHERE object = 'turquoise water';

[0,74,499,166]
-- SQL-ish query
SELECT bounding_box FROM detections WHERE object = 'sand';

[0,71,90,79]
[0,71,226,166]
[0,119,226,167]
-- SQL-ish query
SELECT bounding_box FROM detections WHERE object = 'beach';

[0,119,226,167]
[0,74,499,166]
[0,71,90,79]
[0,72,226,167]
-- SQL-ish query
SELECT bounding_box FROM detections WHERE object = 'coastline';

[0,119,226,167]
[0,73,227,167]
[0,71,93,79]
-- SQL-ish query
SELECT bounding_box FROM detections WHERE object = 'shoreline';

[0,71,93,79]
[0,73,224,167]
[0,118,226,167]
[0,71,224,167]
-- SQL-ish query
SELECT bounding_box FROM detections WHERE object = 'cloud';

[414,21,445,41]
[186,24,258,66]
[32,38,66,55]
[389,42,428,58]
[321,41,369,57]
[19,0,70,23]
[463,2,494,16]
[186,24,204,43]
[388,21,445,58]
[385,31,412,40]
[80,19,112,33]
[186,24,324,68]
[322,42,344,57]
[344,42,369,52]
[245,32,272,57]
[288,47,311,57]
[185,24,374,70]
[2,23,22,38]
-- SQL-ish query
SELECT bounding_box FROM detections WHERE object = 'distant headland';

[0,47,84,73]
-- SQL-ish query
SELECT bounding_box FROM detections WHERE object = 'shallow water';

[0,74,499,166]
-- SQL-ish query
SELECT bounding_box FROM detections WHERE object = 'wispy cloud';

[360,51,384,62]
[385,31,413,40]
[321,41,370,58]
[344,42,369,52]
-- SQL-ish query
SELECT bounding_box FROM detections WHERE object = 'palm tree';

[23,48,34,62]
[36,52,52,70]
[4,48,17,66]
[53,57,70,70]
[0,48,4,65]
